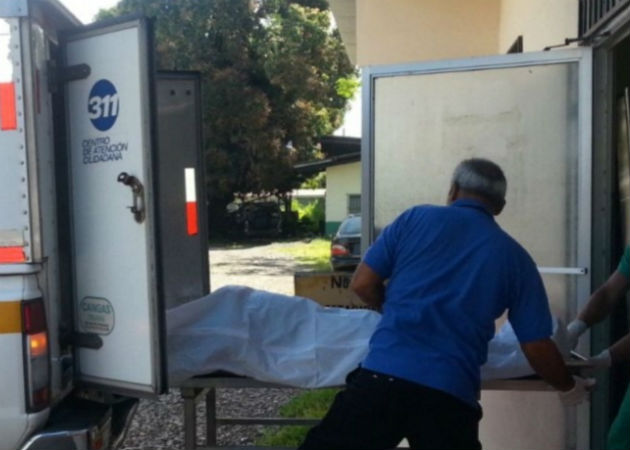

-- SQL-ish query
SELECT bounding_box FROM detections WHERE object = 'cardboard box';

[294,271,370,308]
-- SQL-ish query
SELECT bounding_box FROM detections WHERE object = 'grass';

[273,237,332,271]
[256,388,339,447]
[259,238,335,445]
[255,238,337,446]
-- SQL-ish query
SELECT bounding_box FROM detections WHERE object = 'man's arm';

[578,271,629,327]
[521,338,595,406]
[520,338,575,391]
[520,338,597,406]
[350,262,385,311]
[567,271,629,349]
[609,333,630,363]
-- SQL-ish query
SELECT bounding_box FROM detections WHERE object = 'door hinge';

[48,60,91,93]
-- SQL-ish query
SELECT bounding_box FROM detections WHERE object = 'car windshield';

[339,216,361,235]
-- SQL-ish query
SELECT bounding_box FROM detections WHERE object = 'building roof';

[320,136,360,157]
[294,136,360,176]
[294,152,360,175]
[329,0,357,64]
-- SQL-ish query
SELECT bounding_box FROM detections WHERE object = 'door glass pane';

[373,62,579,319]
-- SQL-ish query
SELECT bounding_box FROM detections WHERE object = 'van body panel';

[156,72,210,310]
[0,2,207,448]
[0,271,48,450]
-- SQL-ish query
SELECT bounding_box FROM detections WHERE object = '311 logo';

[88,79,119,132]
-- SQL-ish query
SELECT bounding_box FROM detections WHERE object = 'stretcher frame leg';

[182,387,207,450]
[206,388,217,447]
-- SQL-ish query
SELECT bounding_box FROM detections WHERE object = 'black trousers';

[299,368,482,450]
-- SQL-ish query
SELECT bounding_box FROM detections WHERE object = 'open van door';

[62,17,166,396]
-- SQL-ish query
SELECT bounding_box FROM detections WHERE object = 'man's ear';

[447,183,458,204]
[492,199,506,216]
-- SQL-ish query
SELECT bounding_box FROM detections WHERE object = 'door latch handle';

[117,172,145,223]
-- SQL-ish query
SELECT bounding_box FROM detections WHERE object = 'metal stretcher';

[178,374,557,450]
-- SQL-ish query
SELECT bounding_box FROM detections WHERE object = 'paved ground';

[209,241,300,295]
[120,240,307,450]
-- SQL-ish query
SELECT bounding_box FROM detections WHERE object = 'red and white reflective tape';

[185,168,198,236]
[0,82,17,130]
[0,246,26,264]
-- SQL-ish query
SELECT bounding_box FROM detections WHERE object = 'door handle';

[117,172,145,223]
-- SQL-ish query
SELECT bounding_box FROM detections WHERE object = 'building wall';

[498,0,578,53]
[325,161,361,234]
[356,0,501,66]
[348,0,577,67]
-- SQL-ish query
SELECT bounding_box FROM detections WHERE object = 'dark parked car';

[330,215,361,271]
[226,201,283,237]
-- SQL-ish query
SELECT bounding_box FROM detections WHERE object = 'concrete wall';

[336,0,578,67]
[325,161,361,234]
[356,0,501,66]
[498,0,578,53]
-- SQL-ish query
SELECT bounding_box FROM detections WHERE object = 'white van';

[0,1,208,449]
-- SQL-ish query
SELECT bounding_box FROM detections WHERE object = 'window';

[348,194,361,215]
[579,0,629,38]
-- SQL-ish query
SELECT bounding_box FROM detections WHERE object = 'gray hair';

[451,158,507,208]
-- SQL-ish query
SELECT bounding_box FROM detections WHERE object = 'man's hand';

[583,334,630,373]
[587,349,612,369]
[350,263,385,311]
[566,319,588,350]
[521,338,597,405]
[558,376,597,406]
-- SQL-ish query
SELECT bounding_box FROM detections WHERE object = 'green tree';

[97,0,356,232]
[300,172,326,189]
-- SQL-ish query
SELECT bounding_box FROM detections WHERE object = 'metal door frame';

[591,16,630,448]
[360,48,593,450]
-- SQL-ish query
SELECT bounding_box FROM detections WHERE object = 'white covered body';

[168,286,382,387]
[168,286,566,387]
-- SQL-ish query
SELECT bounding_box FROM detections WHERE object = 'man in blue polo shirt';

[299,158,594,450]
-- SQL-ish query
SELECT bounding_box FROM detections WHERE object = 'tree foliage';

[97,0,356,230]
[300,172,326,189]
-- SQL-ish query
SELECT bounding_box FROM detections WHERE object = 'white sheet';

[167,285,567,387]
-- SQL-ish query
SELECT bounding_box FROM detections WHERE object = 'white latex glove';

[558,376,596,406]
[587,349,612,369]
[566,319,588,350]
